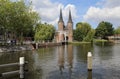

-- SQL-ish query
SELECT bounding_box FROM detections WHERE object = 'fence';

[0,57,28,79]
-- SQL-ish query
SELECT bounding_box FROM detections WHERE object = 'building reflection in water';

[87,71,92,79]
[67,45,73,76]
[58,45,73,76]
[58,46,65,74]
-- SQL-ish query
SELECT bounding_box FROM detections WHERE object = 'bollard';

[87,52,92,71]
[19,57,25,79]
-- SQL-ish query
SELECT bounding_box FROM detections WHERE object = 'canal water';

[0,44,120,79]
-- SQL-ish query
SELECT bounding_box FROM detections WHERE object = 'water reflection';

[94,45,113,60]
[58,46,65,74]
[67,45,73,78]
[76,44,93,62]
[67,45,73,69]
[58,45,73,78]
[0,44,120,79]
[87,71,92,79]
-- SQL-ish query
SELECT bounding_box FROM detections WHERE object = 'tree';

[0,0,39,42]
[114,26,120,34]
[95,21,114,38]
[73,29,83,41]
[83,29,95,42]
[34,23,55,42]
[73,22,94,42]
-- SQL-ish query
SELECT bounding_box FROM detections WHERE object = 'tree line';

[74,21,120,42]
[0,0,39,43]
[0,0,120,43]
[0,0,55,44]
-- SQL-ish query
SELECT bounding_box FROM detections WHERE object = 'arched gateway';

[55,9,73,43]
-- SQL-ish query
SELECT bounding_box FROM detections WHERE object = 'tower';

[67,9,73,42]
[56,8,73,43]
[58,8,64,31]
[58,9,64,42]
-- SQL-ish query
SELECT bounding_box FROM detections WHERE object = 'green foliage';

[83,29,95,42]
[95,21,114,38]
[73,29,82,41]
[74,22,95,42]
[0,0,39,41]
[114,26,120,34]
[34,23,55,42]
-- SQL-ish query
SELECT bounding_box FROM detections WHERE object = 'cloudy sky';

[30,0,120,29]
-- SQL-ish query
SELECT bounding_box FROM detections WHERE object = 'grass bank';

[93,39,114,46]
[68,41,91,45]
[94,39,108,43]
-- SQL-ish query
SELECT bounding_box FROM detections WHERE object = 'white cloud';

[30,0,78,26]
[62,4,78,21]
[101,0,120,8]
[84,0,120,27]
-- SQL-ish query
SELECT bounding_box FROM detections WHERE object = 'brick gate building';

[55,9,73,43]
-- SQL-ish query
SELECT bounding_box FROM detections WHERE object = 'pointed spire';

[59,8,63,22]
[68,9,72,23]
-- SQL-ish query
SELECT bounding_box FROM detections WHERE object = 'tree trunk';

[20,32,23,45]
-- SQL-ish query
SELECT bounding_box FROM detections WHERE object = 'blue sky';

[30,0,120,29]
[50,0,99,27]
